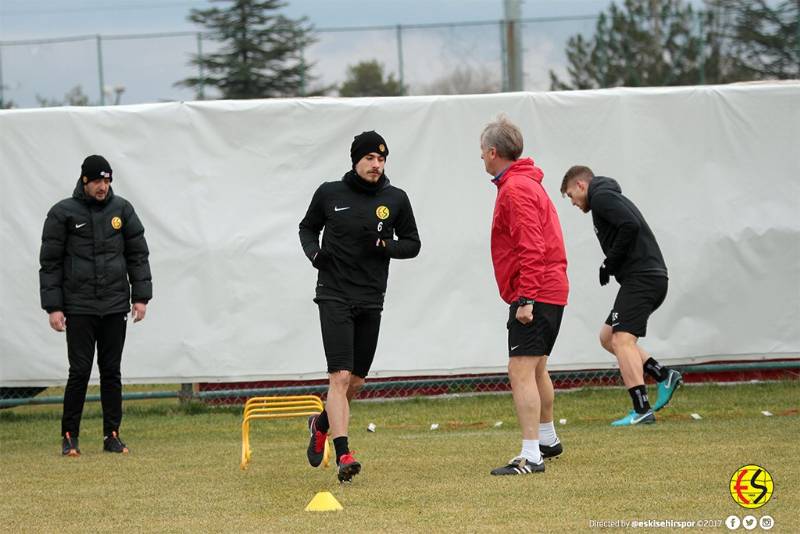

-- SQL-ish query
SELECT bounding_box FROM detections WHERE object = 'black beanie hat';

[350,131,388,166]
[80,154,113,184]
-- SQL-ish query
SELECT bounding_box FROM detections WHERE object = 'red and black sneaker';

[306,415,327,467]
[103,431,129,454]
[336,452,361,483]
[61,432,80,457]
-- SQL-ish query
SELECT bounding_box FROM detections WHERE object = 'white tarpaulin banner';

[1,83,799,385]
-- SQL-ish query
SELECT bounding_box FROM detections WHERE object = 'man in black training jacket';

[40,154,152,456]
[299,131,421,482]
[561,165,682,427]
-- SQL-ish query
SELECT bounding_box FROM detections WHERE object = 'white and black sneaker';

[540,439,563,459]
[490,456,545,476]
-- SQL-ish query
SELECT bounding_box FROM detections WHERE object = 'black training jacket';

[587,176,667,283]
[39,179,152,315]
[299,171,421,306]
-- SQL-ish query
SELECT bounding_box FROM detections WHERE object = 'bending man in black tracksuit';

[299,131,421,482]
[40,155,152,456]
[561,165,682,427]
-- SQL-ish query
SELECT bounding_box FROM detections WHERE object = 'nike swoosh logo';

[75,223,87,228]
[611,322,619,327]
[334,206,350,212]
[632,412,651,424]
[510,345,520,351]
[666,373,679,388]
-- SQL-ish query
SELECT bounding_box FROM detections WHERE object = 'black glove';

[370,237,389,258]
[312,249,332,270]
[599,261,610,286]
[363,226,390,257]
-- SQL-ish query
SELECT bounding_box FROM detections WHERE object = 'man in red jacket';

[481,115,569,476]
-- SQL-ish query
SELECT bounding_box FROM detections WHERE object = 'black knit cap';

[80,154,113,184]
[350,130,388,166]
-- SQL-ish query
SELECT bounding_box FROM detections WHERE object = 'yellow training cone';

[305,491,343,512]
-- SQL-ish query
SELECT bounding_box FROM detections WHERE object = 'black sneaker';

[61,432,80,457]
[103,431,129,454]
[306,415,327,468]
[336,452,361,483]
[540,439,563,459]
[490,456,545,476]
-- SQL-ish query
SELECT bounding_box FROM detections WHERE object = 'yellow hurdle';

[240,395,330,470]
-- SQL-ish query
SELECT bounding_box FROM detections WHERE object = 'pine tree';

[178,0,315,99]
[710,0,799,79]
[338,60,406,97]
[550,0,748,90]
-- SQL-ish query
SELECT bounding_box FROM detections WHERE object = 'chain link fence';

[2,360,798,410]
[191,360,800,407]
[0,15,599,108]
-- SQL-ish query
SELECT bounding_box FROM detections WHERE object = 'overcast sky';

[1,0,644,107]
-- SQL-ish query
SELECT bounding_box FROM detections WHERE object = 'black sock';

[333,436,349,463]
[643,358,668,382]
[315,410,330,433]
[628,385,651,414]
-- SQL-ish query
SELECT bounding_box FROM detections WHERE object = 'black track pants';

[61,313,127,437]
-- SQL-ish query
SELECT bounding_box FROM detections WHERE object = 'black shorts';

[317,300,382,378]
[605,275,668,338]
[507,302,564,357]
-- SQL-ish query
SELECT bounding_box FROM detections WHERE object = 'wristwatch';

[516,297,535,306]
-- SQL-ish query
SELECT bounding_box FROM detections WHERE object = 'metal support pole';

[499,20,508,92]
[599,37,607,88]
[503,0,523,91]
[796,7,799,77]
[697,13,705,85]
[196,32,205,100]
[0,44,5,106]
[179,383,196,406]
[300,50,306,96]
[96,34,105,105]
[396,24,405,94]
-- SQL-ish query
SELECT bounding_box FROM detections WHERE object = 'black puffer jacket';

[39,179,152,315]
[588,176,667,283]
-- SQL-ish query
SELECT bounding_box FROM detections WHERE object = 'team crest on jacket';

[111,216,122,230]
[376,206,390,220]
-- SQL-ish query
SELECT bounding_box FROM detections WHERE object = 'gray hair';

[480,114,523,160]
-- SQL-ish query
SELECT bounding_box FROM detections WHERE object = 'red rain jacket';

[491,158,569,305]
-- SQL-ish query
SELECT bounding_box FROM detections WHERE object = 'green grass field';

[1,381,797,533]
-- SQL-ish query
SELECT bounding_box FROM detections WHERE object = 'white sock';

[539,422,558,446]
[520,439,541,463]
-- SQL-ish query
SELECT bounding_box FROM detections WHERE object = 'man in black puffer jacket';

[39,154,152,457]
[299,131,420,482]
[561,165,682,428]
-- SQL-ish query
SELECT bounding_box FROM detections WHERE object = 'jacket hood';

[494,158,544,187]
[72,177,114,205]
[587,175,621,207]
